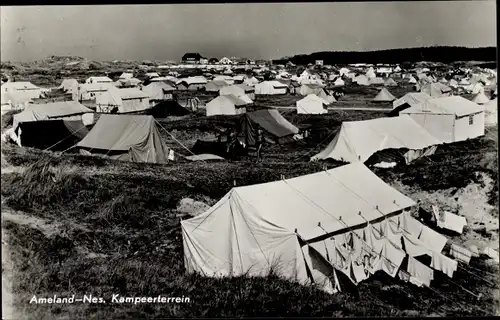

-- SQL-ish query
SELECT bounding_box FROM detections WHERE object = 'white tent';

[467,83,484,95]
[420,82,452,98]
[296,94,329,114]
[365,67,376,79]
[205,95,248,116]
[448,79,459,88]
[255,81,288,95]
[384,78,398,87]
[311,115,440,163]
[58,79,79,100]
[220,85,255,101]
[472,91,490,105]
[393,92,432,109]
[243,77,259,87]
[141,82,175,102]
[401,96,485,143]
[372,88,396,102]
[459,78,470,86]
[333,77,345,87]
[484,98,497,126]
[408,76,417,84]
[181,162,416,294]
[353,75,369,86]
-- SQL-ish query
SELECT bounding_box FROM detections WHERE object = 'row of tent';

[181,161,491,294]
[312,95,489,165]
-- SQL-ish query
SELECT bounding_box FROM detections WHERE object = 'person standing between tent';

[256,128,264,162]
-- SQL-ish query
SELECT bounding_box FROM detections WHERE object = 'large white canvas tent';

[220,84,255,101]
[393,92,432,109]
[372,88,396,102]
[141,82,175,103]
[181,162,417,294]
[76,114,170,163]
[1,81,44,100]
[96,87,150,113]
[205,95,248,116]
[255,81,288,95]
[311,115,440,164]
[296,94,329,114]
[400,96,485,143]
[13,101,94,129]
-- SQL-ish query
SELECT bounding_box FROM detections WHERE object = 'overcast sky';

[0,2,496,62]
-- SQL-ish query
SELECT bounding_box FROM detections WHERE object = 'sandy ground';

[390,171,499,252]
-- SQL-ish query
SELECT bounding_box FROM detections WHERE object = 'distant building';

[208,58,219,64]
[200,58,209,65]
[181,53,203,64]
[315,60,324,66]
[219,57,233,65]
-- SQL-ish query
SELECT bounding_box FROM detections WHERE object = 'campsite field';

[1,97,499,318]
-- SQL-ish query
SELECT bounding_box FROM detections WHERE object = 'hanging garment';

[438,211,467,234]
[351,261,369,283]
[407,256,434,287]
[401,232,433,257]
[419,225,448,253]
[409,276,425,287]
[398,269,411,282]
[430,251,458,278]
[432,206,467,234]
[400,211,423,238]
[386,219,404,248]
[371,238,406,278]
[365,224,385,254]
[450,244,472,264]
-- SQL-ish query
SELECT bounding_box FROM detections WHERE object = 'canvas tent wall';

[17,120,89,151]
[220,85,255,101]
[296,94,329,114]
[58,79,79,100]
[400,96,485,143]
[237,109,299,146]
[205,80,230,93]
[141,82,175,103]
[206,95,248,116]
[76,114,170,163]
[420,83,452,98]
[255,81,288,95]
[311,115,440,164]
[472,91,490,105]
[384,78,398,87]
[146,100,190,118]
[181,162,416,294]
[372,88,396,102]
[13,101,94,130]
[393,92,432,109]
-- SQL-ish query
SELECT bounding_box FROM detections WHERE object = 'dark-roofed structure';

[182,53,204,64]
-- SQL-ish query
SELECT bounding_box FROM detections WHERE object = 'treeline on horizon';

[273,46,497,65]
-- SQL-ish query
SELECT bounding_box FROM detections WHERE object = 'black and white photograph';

[0,1,498,318]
